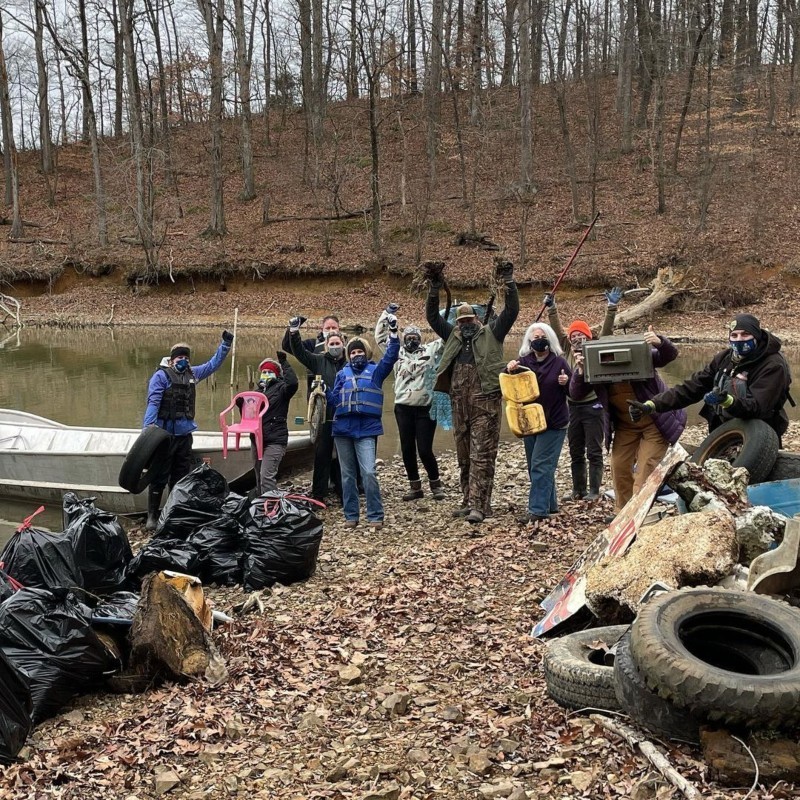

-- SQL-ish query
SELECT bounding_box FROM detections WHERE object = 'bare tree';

[196,0,227,236]
[0,10,22,238]
[33,0,54,174]
[518,0,533,192]
[232,0,257,199]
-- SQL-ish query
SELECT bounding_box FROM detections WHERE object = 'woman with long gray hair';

[506,322,572,527]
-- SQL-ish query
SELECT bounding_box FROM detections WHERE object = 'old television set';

[582,334,654,383]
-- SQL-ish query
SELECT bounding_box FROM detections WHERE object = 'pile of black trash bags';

[0,465,324,765]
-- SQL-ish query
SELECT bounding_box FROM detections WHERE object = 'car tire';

[766,451,800,482]
[630,587,800,728]
[613,631,701,743]
[690,418,778,484]
[543,625,627,712]
[118,426,171,494]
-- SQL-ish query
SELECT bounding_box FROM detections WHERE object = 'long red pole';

[534,211,601,322]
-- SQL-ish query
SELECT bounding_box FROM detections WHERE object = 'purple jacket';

[516,352,571,429]
[569,335,687,447]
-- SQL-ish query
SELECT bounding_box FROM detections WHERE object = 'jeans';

[524,427,568,517]
[394,403,439,482]
[334,436,383,522]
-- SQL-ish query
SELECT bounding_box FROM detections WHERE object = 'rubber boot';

[145,487,163,532]
[402,479,424,501]
[429,478,445,501]
[563,462,587,502]
[586,465,604,500]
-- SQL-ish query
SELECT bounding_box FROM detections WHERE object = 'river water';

[2,325,799,539]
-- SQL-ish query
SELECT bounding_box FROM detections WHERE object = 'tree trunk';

[500,0,517,86]
[234,0,256,200]
[426,0,443,189]
[407,0,418,92]
[634,0,655,128]
[720,0,734,61]
[261,0,272,145]
[197,0,227,236]
[468,0,483,124]
[348,0,358,99]
[79,0,90,143]
[34,0,54,174]
[0,11,22,239]
[733,0,748,104]
[518,0,533,191]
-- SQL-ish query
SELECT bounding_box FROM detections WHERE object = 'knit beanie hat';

[729,314,763,339]
[402,325,422,340]
[170,343,191,359]
[258,358,281,375]
[347,337,373,360]
[567,320,593,340]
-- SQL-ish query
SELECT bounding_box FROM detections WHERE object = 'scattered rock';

[478,781,516,798]
[362,783,401,800]
[735,505,786,563]
[467,749,493,775]
[154,769,181,795]
[570,770,593,791]
[298,711,325,730]
[499,738,520,754]
[407,748,430,764]
[339,665,363,684]
[438,705,464,722]
[381,692,411,716]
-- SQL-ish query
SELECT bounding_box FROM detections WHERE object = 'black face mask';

[530,338,549,353]
[404,338,421,353]
[459,324,480,340]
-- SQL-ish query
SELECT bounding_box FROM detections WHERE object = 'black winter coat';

[287,330,346,420]
[238,361,299,447]
[651,332,791,437]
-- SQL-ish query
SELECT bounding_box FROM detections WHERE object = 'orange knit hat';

[567,320,592,339]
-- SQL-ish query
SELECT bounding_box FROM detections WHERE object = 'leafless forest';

[0,0,798,297]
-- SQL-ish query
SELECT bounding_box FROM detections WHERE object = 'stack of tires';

[543,588,800,742]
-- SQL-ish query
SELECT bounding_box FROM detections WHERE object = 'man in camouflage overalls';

[425,261,519,524]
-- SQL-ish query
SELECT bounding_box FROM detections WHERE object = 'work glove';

[276,350,287,363]
[605,286,624,307]
[386,302,400,314]
[222,329,234,345]
[386,314,398,334]
[628,399,656,423]
[422,260,445,290]
[704,390,732,408]
[494,260,514,284]
[543,293,556,310]
[289,315,307,332]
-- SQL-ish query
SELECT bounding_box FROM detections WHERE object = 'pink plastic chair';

[219,392,269,460]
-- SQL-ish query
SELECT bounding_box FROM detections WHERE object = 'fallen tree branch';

[590,714,700,799]
[0,292,22,328]
[0,216,42,228]
[8,237,66,245]
[263,200,401,225]
[614,266,693,329]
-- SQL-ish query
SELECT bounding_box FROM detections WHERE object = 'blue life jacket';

[335,363,384,418]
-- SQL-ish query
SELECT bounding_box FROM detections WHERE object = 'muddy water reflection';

[2,326,800,537]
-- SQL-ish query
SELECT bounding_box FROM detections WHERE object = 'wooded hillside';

[1,0,799,309]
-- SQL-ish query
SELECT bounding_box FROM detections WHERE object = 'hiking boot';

[452,506,471,518]
[343,519,358,528]
[145,487,163,532]
[402,479,424,501]
[429,478,445,501]
[517,513,548,526]
[561,490,584,503]
[368,521,384,531]
[465,509,484,524]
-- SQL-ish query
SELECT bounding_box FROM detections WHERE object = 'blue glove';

[605,286,624,307]
[543,293,556,309]
[704,390,731,407]
[222,329,234,345]
[386,302,400,314]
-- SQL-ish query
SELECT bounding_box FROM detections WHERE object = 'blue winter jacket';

[143,341,231,435]
[327,336,400,438]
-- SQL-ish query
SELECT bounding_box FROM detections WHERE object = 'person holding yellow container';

[505,322,572,527]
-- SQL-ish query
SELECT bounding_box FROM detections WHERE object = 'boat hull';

[0,410,313,514]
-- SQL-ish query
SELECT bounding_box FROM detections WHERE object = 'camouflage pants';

[451,363,502,516]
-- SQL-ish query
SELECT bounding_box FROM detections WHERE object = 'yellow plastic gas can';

[499,367,540,404]
[505,401,547,438]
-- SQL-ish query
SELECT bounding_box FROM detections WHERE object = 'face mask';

[260,370,277,384]
[327,344,344,358]
[530,338,549,353]
[730,339,757,358]
[174,358,189,373]
[459,323,479,339]
[404,338,421,353]
[350,355,368,370]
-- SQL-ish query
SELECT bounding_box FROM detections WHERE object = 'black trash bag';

[125,539,201,583]
[188,515,244,586]
[0,588,119,725]
[240,493,323,590]
[0,568,20,604]
[0,510,82,590]
[0,649,32,765]
[62,494,133,595]
[92,591,140,624]
[155,465,229,540]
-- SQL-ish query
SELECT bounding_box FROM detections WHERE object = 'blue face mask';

[730,339,757,358]
[530,338,549,353]
[175,358,190,372]
[350,355,368,370]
